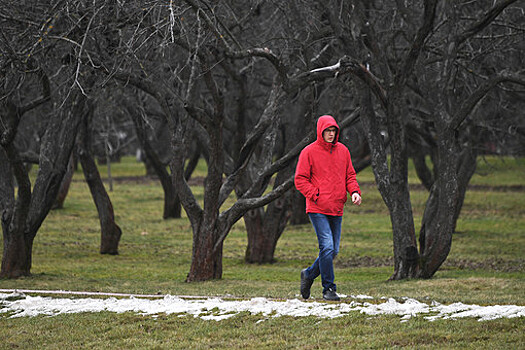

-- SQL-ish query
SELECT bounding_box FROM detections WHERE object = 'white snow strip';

[1,292,524,322]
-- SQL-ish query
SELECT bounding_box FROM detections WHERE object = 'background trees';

[1,0,523,280]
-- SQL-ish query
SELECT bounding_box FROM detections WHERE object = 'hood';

[316,115,340,145]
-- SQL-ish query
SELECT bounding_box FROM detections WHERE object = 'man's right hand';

[351,192,362,206]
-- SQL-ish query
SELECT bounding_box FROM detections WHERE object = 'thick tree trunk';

[1,228,34,278]
[244,162,292,263]
[186,225,223,281]
[244,194,290,264]
[418,127,459,277]
[388,187,418,280]
[78,102,122,255]
[358,84,419,280]
[385,96,419,280]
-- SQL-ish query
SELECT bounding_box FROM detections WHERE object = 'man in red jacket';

[295,115,361,301]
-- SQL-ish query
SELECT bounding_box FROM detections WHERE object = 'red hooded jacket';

[294,115,361,216]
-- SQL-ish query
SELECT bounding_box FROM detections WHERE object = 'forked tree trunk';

[78,102,122,254]
[1,90,80,278]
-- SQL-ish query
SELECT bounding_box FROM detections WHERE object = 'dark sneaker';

[300,269,314,299]
[322,288,340,301]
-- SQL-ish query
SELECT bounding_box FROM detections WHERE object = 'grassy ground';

[1,156,524,349]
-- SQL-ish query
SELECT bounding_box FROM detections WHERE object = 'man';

[294,115,361,301]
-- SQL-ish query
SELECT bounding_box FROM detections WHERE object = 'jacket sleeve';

[294,149,318,201]
[346,149,361,195]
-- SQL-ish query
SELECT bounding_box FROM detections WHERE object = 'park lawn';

[0,156,524,349]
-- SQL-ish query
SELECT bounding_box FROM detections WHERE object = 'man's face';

[323,127,337,143]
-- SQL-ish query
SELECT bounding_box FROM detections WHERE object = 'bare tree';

[0,0,128,276]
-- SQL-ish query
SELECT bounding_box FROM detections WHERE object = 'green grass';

[1,156,524,349]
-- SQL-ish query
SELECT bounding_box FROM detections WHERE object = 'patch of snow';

[1,292,524,322]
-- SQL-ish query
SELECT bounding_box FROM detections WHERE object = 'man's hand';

[351,192,362,206]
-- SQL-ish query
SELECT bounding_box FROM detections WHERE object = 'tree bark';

[77,100,122,255]
[418,125,458,277]
[126,101,181,219]
[186,224,224,281]
[245,195,291,264]
[244,170,292,264]
[0,146,32,278]
[289,190,309,225]
[52,154,75,210]
[452,147,478,233]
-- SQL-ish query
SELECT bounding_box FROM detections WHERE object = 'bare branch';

[309,56,388,109]
[227,47,289,84]
[184,0,234,51]
[18,69,51,115]
[184,102,213,130]
[455,0,519,46]
[452,73,525,130]
[218,82,285,206]
[213,108,360,254]
[214,176,294,253]
[396,0,438,87]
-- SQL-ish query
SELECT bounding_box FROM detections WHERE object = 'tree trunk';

[412,151,434,191]
[1,89,80,278]
[184,142,202,181]
[1,229,34,278]
[127,101,181,219]
[452,148,477,232]
[244,194,291,264]
[418,126,459,277]
[245,201,288,264]
[358,83,419,280]
[52,154,75,210]
[0,147,33,278]
[78,101,122,255]
[289,190,309,225]
[186,224,223,281]
[388,194,418,280]
[78,150,122,254]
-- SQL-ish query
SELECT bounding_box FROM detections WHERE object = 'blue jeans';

[304,213,342,293]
